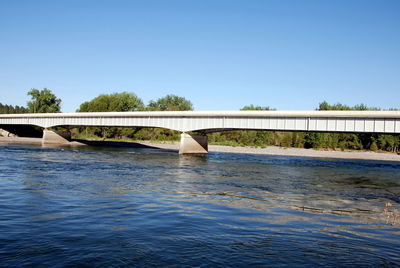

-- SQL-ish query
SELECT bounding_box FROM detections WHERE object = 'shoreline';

[1,136,400,162]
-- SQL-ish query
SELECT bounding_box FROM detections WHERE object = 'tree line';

[0,103,28,114]
[1,88,399,152]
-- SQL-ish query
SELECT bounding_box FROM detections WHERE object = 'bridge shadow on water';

[71,139,178,152]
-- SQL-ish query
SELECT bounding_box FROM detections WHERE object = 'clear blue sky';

[1,0,399,112]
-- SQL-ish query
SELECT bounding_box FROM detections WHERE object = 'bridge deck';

[0,111,399,134]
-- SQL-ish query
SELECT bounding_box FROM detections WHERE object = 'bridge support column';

[179,133,208,154]
[42,129,71,145]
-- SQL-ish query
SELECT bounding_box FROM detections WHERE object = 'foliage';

[0,103,28,114]
[27,88,61,113]
[241,105,275,111]
[318,101,352,111]
[148,94,193,111]
[318,101,380,111]
[77,92,144,112]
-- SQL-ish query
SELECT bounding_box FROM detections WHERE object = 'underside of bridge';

[0,125,43,138]
[0,126,209,154]
[41,129,209,154]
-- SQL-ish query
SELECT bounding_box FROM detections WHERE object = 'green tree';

[318,101,380,111]
[27,88,61,113]
[0,103,28,114]
[241,105,275,111]
[148,94,193,111]
[77,92,144,112]
[318,101,351,111]
[76,92,145,139]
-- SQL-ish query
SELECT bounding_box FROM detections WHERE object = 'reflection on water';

[0,144,399,266]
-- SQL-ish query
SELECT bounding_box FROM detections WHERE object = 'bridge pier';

[179,133,208,154]
[42,129,71,145]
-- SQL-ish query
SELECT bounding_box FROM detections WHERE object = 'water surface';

[0,144,399,267]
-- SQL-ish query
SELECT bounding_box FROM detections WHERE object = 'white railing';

[0,111,400,134]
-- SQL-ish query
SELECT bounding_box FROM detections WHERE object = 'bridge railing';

[0,111,399,134]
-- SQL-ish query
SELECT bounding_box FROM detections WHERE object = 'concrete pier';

[42,130,71,145]
[179,133,208,154]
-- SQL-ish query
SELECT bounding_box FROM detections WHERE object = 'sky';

[0,0,399,112]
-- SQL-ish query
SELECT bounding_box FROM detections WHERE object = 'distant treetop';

[317,101,380,111]
[77,92,144,112]
[241,105,275,111]
[148,94,193,111]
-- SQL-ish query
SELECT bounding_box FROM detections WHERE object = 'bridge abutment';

[42,129,71,145]
[179,133,208,154]
[0,128,17,138]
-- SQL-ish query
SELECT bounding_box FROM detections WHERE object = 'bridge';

[1,110,399,154]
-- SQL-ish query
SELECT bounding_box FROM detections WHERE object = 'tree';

[77,92,144,112]
[0,103,28,114]
[241,105,275,111]
[318,101,351,111]
[76,92,145,139]
[148,94,193,111]
[27,88,61,113]
[318,101,380,111]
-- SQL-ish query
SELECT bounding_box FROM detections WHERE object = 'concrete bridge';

[1,111,399,154]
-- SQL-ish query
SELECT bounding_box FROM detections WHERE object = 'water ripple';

[0,144,399,266]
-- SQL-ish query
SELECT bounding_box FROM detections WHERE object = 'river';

[0,144,399,267]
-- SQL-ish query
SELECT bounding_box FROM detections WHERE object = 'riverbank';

[1,136,400,162]
[0,137,86,146]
